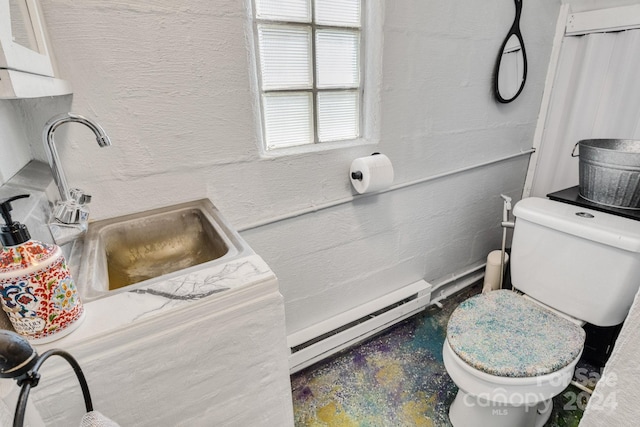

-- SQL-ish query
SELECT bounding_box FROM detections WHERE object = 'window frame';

[248,0,383,156]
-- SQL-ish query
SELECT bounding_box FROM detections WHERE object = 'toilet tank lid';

[513,197,640,253]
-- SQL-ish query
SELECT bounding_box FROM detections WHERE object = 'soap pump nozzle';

[0,194,31,247]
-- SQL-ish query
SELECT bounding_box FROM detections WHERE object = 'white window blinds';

[255,0,362,150]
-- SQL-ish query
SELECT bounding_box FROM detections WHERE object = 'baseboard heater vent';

[288,280,433,374]
[290,295,418,354]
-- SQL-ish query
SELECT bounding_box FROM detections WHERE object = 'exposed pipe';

[239,149,535,232]
[499,194,515,290]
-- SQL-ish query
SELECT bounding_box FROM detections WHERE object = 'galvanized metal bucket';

[571,139,640,209]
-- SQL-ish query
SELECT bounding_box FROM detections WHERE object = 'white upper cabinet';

[0,0,71,98]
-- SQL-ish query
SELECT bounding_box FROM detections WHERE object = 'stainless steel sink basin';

[77,199,247,301]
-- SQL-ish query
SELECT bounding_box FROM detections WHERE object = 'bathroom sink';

[76,199,246,301]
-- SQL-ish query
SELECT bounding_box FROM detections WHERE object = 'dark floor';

[291,284,596,427]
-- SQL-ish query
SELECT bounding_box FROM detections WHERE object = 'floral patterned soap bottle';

[0,194,84,343]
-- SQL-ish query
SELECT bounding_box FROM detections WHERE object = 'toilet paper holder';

[350,152,381,181]
[351,171,364,181]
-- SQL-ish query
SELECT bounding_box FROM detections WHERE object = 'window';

[252,0,365,151]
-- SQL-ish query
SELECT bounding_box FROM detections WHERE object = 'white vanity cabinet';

[19,255,294,426]
[0,0,71,98]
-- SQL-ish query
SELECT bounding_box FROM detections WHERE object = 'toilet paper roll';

[350,154,394,194]
[482,250,509,293]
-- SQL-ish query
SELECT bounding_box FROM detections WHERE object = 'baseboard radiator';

[288,280,433,374]
[287,264,486,374]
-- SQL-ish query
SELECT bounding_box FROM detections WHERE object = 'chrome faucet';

[43,113,111,244]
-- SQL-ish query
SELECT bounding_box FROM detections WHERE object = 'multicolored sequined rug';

[291,284,591,427]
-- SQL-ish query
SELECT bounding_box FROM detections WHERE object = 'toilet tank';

[511,197,640,326]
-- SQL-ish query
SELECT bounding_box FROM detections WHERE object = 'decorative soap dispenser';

[0,194,84,343]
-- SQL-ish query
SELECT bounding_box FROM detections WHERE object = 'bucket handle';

[571,142,579,157]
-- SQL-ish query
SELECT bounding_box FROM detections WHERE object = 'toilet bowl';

[444,343,580,427]
[443,290,583,427]
[443,197,640,427]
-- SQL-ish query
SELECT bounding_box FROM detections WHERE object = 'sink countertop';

[38,253,276,351]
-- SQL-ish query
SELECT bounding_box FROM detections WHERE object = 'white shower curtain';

[530,28,640,197]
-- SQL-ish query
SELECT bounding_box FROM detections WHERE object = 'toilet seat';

[447,290,585,378]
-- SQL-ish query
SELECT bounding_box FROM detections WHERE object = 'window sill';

[259,136,379,158]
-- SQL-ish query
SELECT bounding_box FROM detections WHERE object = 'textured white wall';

[1,0,560,334]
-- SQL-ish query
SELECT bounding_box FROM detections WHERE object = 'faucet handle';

[69,188,92,206]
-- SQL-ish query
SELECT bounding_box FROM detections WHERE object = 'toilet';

[443,197,640,427]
